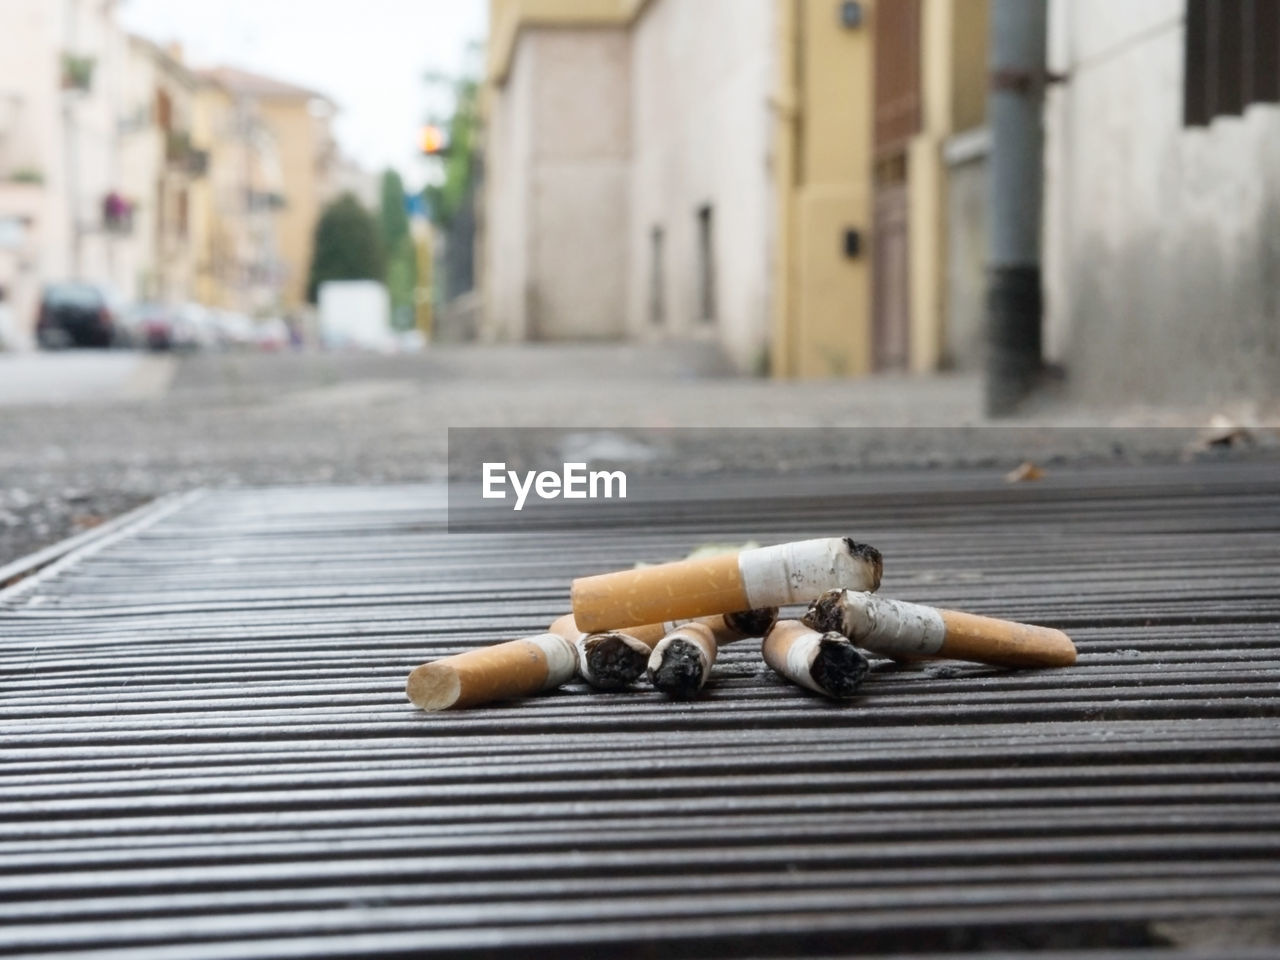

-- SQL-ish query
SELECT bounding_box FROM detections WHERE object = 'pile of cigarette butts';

[406,537,1077,712]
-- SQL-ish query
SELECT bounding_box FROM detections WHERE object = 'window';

[1185,0,1280,126]
[696,205,716,324]
[649,226,665,326]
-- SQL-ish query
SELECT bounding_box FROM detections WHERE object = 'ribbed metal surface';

[2,461,1279,959]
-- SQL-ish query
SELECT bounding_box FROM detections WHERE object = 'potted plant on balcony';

[61,53,96,92]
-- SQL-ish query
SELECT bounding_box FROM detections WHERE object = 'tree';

[378,170,411,254]
[306,193,385,304]
[378,170,417,330]
[421,74,479,230]
[421,66,481,300]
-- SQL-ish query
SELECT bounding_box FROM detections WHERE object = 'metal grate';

[2,461,1279,959]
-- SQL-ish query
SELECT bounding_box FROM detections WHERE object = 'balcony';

[165,130,209,177]
[60,53,95,93]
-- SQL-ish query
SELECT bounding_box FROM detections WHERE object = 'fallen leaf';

[1005,461,1046,484]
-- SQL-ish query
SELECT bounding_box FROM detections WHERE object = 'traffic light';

[420,125,449,156]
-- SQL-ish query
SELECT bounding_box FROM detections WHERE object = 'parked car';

[36,282,120,348]
[209,310,256,349]
[253,316,290,351]
[178,303,219,350]
[129,302,199,352]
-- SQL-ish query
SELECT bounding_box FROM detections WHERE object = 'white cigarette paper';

[804,590,1078,668]
[738,538,882,607]
[806,591,947,659]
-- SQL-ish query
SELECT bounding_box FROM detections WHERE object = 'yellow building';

[484,0,991,378]
[190,71,287,314]
[199,68,337,313]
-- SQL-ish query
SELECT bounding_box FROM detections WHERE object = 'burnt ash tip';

[844,538,883,590]
[802,590,846,634]
[584,634,648,690]
[810,635,870,699]
[650,640,704,699]
[724,607,779,639]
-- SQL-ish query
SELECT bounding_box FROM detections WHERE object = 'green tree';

[421,74,479,229]
[378,170,417,330]
[378,170,411,253]
[306,193,385,304]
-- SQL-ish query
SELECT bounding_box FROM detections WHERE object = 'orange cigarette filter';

[803,590,1077,669]
[571,538,882,633]
[406,618,579,711]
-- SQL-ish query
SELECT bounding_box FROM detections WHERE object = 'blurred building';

[1043,0,1280,405]
[481,0,989,377]
[118,36,203,306]
[0,0,137,345]
[328,150,381,212]
[191,71,287,315]
[0,0,346,346]
[201,68,339,313]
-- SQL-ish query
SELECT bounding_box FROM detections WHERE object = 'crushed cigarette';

[762,620,870,700]
[645,607,779,699]
[547,614,653,690]
[571,537,882,633]
[578,631,654,689]
[406,624,578,711]
[803,590,1077,669]
[567,607,779,692]
[647,622,717,699]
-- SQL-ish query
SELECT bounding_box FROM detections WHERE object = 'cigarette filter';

[406,627,578,712]
[570,538,882,633]
[647,622,718,699]
[803,590,1077,669]
[762,620,871,700]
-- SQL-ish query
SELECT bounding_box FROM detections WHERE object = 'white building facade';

[483,0,776,371]
[1044,0,1280,406]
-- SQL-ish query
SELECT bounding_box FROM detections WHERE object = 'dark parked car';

[36,282,119,348]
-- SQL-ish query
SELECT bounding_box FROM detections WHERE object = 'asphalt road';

[0,345,1273,566]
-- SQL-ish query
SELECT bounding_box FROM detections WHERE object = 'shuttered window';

[1185,0,1280,126]
[874,0,923,156]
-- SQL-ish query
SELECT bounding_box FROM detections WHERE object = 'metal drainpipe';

[985,0,1048,416]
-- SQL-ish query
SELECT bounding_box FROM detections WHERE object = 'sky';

[118,0,488,190]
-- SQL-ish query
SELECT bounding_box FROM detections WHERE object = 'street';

[0,345,1275,566]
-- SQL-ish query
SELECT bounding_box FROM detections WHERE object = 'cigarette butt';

[583,608,779,690]
[570,538,882,633]
[550,613,658,690]
[803,590,1078,669]
[555,609,779,691]
[578,631,654,689]
[762,620,870,699]
[647,622,718,699]
[406,630,578,711]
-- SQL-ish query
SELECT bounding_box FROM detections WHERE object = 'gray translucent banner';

[446,426,1273,532]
